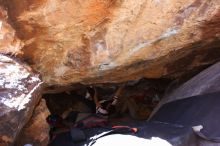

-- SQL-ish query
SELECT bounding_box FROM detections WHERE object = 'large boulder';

[0,54,42,146]
[1,0,220,86]
[16,99,50,146]
[150,61,220,118]
[161,61,220,103]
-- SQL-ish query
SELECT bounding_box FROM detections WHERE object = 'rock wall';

[0,4,22,55]
[150,61,220,118]
[1,0,220,86]
[0,54,42,145]
[16,99,50,146]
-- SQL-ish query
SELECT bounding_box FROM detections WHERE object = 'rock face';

[16,99,50,146]
[0,5,22,55]
[1,0,220,86]
[162,61,220,103]
[0,54,42,146]
[150,61,220,118]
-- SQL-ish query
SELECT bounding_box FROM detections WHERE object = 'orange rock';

[16,99,50,146]
[0,5,23,55]
[1,0,220,86]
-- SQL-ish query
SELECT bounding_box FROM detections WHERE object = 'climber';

[85,85,125,118]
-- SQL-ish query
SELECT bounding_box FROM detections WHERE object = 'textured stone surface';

[150,61,220,118]
[0,5,23,55]
[16,99,50,146]
[1,0,220,86]
[0,54,42,146]
[163,61,220,103]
